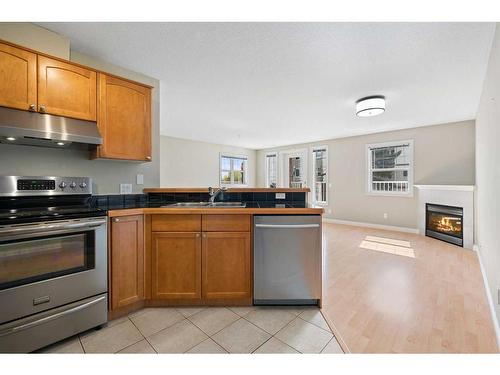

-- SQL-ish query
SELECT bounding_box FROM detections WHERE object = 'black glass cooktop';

[0,195,106,225]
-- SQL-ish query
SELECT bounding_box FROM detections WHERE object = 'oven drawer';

[0,293,107,353]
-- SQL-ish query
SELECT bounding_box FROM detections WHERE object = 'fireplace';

[425,203,463,246]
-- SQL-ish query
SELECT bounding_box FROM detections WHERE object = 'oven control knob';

[80,182,87,188]
[59,182,67,189]
[69,182,77,189]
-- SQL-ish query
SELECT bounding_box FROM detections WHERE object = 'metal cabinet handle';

[146,156,151,160]
[113,218,120,223]
[29,104,36,111]
[196,233,200,237]
[39,105,46,113]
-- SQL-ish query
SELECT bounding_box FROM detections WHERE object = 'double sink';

[163,202,246,208]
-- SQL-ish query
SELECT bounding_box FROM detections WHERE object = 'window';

[220,154,248,186]
[312,146,328,205]
[366,140,413,196]
[285,150,307,188]
[265,153,278,188]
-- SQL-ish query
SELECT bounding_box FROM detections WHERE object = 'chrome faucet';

[208,186,227,204]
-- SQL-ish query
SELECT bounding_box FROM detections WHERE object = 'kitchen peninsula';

[105,187,323,319]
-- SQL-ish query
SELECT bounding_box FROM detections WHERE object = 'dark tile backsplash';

[147,191,306,203]
[92,190,306,210]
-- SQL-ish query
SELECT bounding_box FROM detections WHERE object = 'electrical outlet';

[120,183,132,194]
[275,193,286,200]
[383,213,388,219]
[136,174,144,185]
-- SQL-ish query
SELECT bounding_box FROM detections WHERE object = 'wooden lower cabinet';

[202,232,251,300]
[110,214,252,312]
[110,215,145,310]
[151,232,202,299]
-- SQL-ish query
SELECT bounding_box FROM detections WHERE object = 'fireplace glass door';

[425,204,463,246]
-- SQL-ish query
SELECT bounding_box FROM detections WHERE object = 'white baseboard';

[474,244,500,350]
[322,217,419,234]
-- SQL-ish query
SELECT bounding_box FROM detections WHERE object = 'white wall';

[0,23,70,59]
[160,136,257,187]
[475,23,500,331]
[257,120,476,229]
[0,23,161,194]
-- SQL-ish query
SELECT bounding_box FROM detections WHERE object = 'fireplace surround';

[425,203,463,246]
[415,185,474,249]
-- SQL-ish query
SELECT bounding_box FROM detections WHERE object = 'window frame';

[280,148,308,188]
[311,145,328,206]
[264,152,278,188]
[366,139,414,197]
[219,153,249,187]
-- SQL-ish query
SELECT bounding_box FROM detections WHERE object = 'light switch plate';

[275,193,286,199]
[136,174,144,185]
[120,183,132,194]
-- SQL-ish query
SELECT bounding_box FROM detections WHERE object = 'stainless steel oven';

[0,176,108,353]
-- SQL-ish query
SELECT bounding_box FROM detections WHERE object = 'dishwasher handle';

[255,224,320,229]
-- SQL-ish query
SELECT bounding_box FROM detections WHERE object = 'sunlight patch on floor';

[359,238,415,258]
[365,235,411,248]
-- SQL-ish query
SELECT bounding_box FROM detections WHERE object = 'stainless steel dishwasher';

[254,215,322,305]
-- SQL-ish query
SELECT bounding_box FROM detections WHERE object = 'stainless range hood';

[0,107,102,148]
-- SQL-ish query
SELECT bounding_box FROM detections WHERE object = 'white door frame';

[279,148,308,188]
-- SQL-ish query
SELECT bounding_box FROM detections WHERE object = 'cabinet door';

[152,232,202,299]
[38,56,97,120]
[110,215,145,310]
[202,232,251,300]
[96,74,152,161]
[0,43,37,111]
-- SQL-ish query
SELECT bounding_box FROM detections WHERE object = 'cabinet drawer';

[151,214,201,232]
[202,215,251,232]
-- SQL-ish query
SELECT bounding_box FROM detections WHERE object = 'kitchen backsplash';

[92,191,306,210]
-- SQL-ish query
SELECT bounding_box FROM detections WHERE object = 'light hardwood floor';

[321,222,498,353]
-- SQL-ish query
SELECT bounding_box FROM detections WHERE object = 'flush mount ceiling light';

[356,96,386,117]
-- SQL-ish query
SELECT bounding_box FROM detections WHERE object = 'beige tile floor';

[39,306,343,354]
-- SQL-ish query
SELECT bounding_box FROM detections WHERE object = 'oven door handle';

[0,219,107,238]
[0,295,106,337]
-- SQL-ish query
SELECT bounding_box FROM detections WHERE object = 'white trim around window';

[366,139,414,197]
[280,148,308,188]
[219,153,249,187]
[264,152,278,188]
[311,145,328,206]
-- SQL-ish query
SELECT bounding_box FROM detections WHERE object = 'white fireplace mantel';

[415,184,475,249]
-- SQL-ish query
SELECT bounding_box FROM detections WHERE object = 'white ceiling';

[39,22,495,150]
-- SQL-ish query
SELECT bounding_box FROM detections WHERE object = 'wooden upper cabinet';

[152,232,202,300]
[95,74,152,161]
[0,43,37,111]
[110,215,145,310]
[202,232,251,300]
[37,56,97,121]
